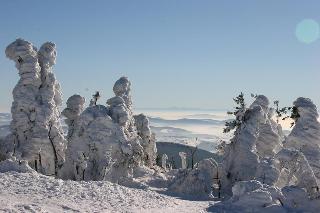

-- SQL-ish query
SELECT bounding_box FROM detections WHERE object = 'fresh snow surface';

[0,172,209,213]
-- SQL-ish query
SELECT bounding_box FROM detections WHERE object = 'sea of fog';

[135,109,235,151]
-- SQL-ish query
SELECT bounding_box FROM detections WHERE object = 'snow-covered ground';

[0,171,210,213]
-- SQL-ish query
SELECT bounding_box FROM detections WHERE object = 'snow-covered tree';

[62,95,85,140]
[60,77,155,182]
[284,97,320,183]
[2,39,67,176]
[223,92,246,134]
[89,91,100,107]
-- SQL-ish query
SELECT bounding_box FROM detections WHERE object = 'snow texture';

[0,171,209,213]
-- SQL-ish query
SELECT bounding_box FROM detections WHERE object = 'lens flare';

[295,19,320,44]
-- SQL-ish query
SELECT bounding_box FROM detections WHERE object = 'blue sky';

[0,0,320,112]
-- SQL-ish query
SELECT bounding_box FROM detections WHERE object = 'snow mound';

[209,180,286,213]
[210,180,320,213]
[0,158,35,173]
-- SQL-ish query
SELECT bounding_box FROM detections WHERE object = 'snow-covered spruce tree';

[275,148,319,198]
[284,97,320,184]
[223,92,246,134]
[134,114,157,167]
[61,95,85,140]
[251,95,283,158]
[106,77,144,168]
[220,94,283,195]
[89,91,100,107]
[2,39,67,176]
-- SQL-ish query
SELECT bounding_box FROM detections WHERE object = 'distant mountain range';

[149,117,226,126]
[135,107,228,111]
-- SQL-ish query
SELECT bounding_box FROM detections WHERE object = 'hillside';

[156,142,221,169]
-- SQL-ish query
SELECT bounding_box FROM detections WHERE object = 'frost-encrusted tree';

[169,158,219,196]
[274,100,300,127]
[60,77,152,182]
[89,91,100,107]
[61,95,85,140]
[219,94,283,195]
[251,95,283,158]
[134,114,157,167]
[275,148,319,198]
[284,97,320,183]
[2,39,67,176]
[107,77,136,137]
[106,77,144,167]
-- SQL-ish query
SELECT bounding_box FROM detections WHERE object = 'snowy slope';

[0,172,209,213]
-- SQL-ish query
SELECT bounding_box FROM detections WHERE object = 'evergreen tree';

[273,100,300,127]
[89,91,101,106]
[223,92,246,133]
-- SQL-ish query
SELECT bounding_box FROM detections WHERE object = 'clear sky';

[0,0,320,112]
